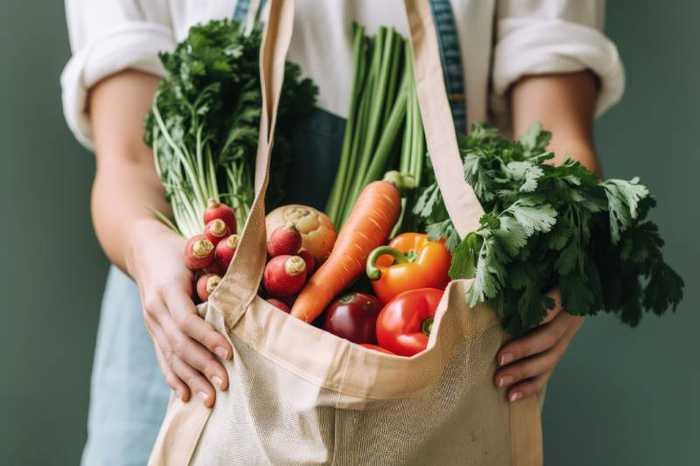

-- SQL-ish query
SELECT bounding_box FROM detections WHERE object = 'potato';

[266,205,336,262]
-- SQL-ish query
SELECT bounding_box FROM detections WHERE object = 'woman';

[62,0,624,464]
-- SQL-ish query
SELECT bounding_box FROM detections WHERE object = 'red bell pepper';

[366,233,451,304]
[376,288,444,356]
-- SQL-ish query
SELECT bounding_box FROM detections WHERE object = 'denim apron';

[80,2,466,465]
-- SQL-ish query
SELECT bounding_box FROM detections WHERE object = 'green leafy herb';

[145,19,317,236]
[414,123,684,335]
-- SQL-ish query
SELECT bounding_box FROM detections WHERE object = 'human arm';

[493,71,595,401]
[488,0,625,402]
[87,70,232,407]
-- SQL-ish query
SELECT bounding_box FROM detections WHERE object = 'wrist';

[123,218,177,281]
[548,139,601,177]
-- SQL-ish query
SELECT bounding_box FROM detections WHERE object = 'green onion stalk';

[151,93,222,238]
[326,24,426,235]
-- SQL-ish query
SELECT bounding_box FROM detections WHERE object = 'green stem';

[151,101,207,208]
[346,28,392,213]
[400,45,414,175]
[337,65,373,226]
[410,89,425,186]
[421,317,434,336]
[366,245,411,280]
[362,78,408,186]
[390,198,408,239]
[326,24,366,223]
[206,145,219,202]
[381,33,404,127]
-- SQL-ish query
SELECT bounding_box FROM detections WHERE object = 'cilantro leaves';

[415,123,684,336]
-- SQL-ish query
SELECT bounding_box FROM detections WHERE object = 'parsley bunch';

[145,19,317,236]
[414,124,684,336]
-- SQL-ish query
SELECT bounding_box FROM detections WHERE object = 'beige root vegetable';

[266,205,336,262]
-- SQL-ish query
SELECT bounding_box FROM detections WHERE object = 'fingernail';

[498,376,513,388]
[212,376,224,389]
[509,392,522,402]
[198,391,209,402]
[499,353,513,366]
[215,347,230,360]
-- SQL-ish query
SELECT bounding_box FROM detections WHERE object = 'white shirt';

[62,0,624,149]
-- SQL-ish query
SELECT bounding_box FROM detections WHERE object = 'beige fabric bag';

[148,1,544,464]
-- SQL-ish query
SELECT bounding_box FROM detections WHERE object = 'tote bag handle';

[208,0,294,321]
[405,0,484,234]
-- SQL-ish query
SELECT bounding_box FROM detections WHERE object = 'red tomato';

[323,293,382,344]
[361,343,395,355]
[376,288,443,356]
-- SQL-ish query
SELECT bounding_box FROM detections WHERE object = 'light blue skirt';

[81,267,170,466]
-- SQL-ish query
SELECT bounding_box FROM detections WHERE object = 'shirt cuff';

[60,22,176,149]
[491,18,625,121]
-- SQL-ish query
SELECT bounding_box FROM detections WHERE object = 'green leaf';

[602,177,650,243]
[508,201,557,236]
[493,215,528,257]
[410,122,683,335]
[504,161,544,193]
[449,233,480,280]
[518,122,551,156]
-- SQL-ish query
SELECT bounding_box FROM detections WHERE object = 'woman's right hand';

[125,219,233,408]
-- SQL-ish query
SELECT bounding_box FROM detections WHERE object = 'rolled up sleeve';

[492,0,625,119]
[61,0,175,149]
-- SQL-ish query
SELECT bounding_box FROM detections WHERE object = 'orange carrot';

[291,179,402,322]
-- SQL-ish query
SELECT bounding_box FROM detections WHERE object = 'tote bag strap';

[405,0,483,236]
[403,5,543,465]
[208,0,294,327]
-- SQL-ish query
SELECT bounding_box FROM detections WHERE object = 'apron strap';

[429,0,467,133]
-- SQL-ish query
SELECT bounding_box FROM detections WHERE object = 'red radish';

[263,255,307,298]
[196,274,222,302]
[267,224,302,257]
[215,234,239,271]
[298,250,316,274]
[204,199,237,234]
[267,298,290,313]
[205,219,230,245]
[185,235,215,270]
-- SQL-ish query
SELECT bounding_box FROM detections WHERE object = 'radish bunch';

[262,224,317,312]
[184,199,239,302]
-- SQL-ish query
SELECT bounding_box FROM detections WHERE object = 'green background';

[0,1,696,465]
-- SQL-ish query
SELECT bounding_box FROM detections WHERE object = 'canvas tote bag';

[149,1,544,464]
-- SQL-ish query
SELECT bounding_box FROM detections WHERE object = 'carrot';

[291,177,402,322]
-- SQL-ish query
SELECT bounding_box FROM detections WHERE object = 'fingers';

[505,374,548,403]
[152,329,190,402]
[494,318,584,402]
[170,354,217,408]
[164,287,233,361]
[497,312,572,366]
[159,312,229,394]
[143,285,231,407]
[142,296,190,401]
[495,347,561,392]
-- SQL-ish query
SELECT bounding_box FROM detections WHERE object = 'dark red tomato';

[323,293,382,344]
[376,288,443,356]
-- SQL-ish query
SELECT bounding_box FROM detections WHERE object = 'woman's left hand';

[494,289,583,402]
